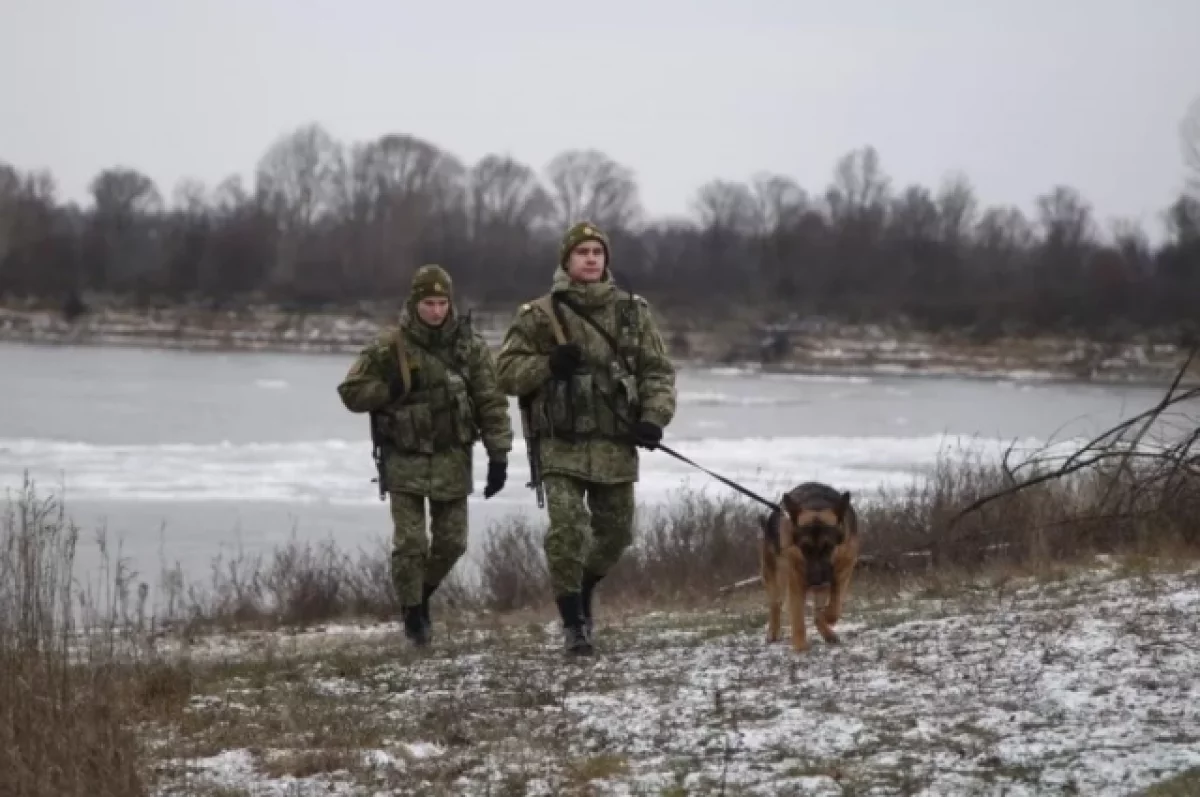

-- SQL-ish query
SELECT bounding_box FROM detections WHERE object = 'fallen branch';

[944,349,1200,531]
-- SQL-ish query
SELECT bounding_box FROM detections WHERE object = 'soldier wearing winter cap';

[496,222,677,655]
[338,264,512,647]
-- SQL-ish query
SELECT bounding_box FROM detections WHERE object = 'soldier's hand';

[483,459,507,498]
[547,343,583,379]
[631,420,662,450]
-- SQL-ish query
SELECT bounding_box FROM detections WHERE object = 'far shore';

[2,300,1195,387]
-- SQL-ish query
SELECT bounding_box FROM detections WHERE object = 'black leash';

[552,293,782,513]
[648,438,782,512]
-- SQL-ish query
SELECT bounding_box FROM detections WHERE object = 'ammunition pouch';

[377,375,476,454]
[531,363,639,440]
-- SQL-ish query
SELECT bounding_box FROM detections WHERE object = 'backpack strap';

[531,295,568,345]
[393,329,413,393]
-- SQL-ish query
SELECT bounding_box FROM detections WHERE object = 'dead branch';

[945,349,1200,531]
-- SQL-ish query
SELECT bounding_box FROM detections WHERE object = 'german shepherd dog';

[760,482,860,651]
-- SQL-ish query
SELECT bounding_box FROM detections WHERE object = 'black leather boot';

[401,604,430,647]
[554,593,593,655]
[580,571,603,643]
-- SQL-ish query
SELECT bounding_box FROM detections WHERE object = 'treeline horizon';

[2,120,1198,337]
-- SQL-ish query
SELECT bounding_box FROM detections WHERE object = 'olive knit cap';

[559,221,610,268]
[410,264,454,302]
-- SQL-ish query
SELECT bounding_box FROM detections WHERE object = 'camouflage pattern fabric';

[543,474,635,594]
[389,492,468,605]
[495,265,676,484]
[337,273,513,500]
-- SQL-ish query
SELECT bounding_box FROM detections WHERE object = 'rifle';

[517,395,545,508]
[368,411,387,500]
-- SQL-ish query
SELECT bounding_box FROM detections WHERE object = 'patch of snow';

[147,566,1200,796]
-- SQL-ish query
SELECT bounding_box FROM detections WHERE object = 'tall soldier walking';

[496,222,677,654]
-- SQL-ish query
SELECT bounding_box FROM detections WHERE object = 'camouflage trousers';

[542,474,636,596]
[389,491,468,606]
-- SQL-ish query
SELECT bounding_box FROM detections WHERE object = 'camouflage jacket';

[337,310,513,500]
[495,267,677,484]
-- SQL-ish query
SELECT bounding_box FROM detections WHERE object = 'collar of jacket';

[550,264,617,309]
[400,306,459,348]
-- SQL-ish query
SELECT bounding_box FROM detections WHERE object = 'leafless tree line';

[1,108,1198,337]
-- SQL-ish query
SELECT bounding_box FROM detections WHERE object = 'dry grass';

[0,478,147,797]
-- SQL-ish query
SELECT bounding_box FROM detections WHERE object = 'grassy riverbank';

[4,416,1200,795]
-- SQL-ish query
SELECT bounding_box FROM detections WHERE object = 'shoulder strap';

[407,331,471,386]
[531,296,568,345]
[554,291,637,374]
[393,329,412,393]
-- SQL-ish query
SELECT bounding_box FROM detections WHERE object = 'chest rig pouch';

[531,293,642,441]
[378,328,477,454]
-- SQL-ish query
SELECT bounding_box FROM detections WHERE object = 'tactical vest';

[526,292,643,441]
[377,323,478,454]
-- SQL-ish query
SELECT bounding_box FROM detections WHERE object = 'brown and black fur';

[760,482,860,651]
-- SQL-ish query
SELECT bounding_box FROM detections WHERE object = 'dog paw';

[819,630,841,644]
[791,640,811,653]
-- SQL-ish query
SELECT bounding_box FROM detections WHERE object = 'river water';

[0,341,1169,591]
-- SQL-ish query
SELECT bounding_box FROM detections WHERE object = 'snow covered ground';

[142,559,1200,796]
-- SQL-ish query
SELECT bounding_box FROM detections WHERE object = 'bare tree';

[467,154,553,235]
[544,149,642,231]
[974,206,1035,255]
[87,167,164,291]
[255,123,344,227]
[254,123,345,292]
[1036,185,1095,252]
[344,133,466,292]
[935,172,978,249]
[825,145,891,231]
[690,179,759,237]
[0,162,19,269]
[889,185,940,243]
[1183,95,1200,199]
[1165,194,1200,245]
[749,173,809,235]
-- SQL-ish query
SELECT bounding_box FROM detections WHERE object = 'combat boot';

[580,571,603,643]
[554,593,593,655]
[420,581,439,642]
[401,605,430,648]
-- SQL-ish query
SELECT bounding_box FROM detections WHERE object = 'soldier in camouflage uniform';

[337,265,513,647]
[495,221,677,654]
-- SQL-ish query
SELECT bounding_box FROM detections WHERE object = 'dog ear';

[835,490,851,523]
[781,492,799,518]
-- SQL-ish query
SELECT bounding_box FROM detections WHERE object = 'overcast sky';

[2,0,1197,237]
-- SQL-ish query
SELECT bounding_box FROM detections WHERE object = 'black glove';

[483,459,507,498]
[632,420,662,450]
[547,343,583,380]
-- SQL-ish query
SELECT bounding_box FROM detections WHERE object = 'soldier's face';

[416,297,450,326]
[566,241,606,283]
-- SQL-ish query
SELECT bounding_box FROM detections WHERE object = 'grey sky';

[2,0,1197,237]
